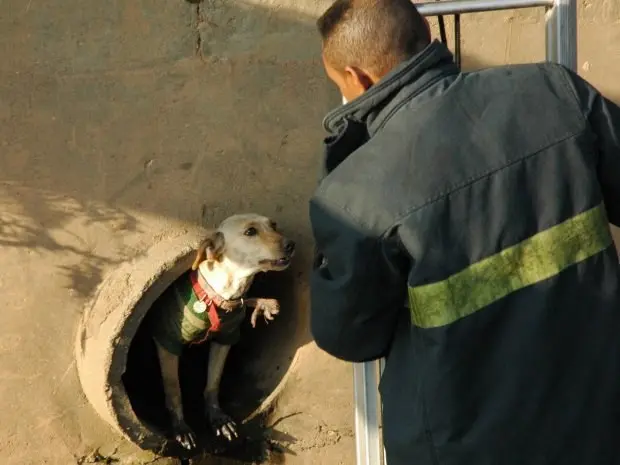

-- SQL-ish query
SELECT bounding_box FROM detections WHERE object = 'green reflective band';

[409,203,612,328]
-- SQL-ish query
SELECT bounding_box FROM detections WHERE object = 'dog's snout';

[284,239,296,255]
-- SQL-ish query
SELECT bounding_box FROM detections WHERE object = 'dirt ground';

[1,0,620,464]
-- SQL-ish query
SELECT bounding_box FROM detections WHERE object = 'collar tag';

[193,301,207,314]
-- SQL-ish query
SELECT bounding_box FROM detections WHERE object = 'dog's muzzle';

[260,238,295,268]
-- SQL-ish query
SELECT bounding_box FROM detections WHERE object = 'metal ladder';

[352,1,578,464]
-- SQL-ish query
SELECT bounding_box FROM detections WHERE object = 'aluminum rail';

[415,0,553,16]
[354,359,384,465]
[545,0,578,71]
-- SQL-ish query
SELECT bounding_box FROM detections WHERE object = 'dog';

[148,213,295,451]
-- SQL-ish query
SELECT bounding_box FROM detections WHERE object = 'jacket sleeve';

[565,69,620,226]
[308,195,407,363]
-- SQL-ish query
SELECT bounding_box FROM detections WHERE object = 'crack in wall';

[195,2,203,59]
[192,0,226,62]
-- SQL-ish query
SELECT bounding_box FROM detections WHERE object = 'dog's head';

[191,214,296,274]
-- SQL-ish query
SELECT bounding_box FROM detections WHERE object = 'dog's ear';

[191,231,225,270]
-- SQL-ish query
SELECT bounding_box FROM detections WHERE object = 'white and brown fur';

[153,213,295,450]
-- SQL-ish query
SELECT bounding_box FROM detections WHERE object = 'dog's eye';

[270,222,277,231]
[244,227,258,237]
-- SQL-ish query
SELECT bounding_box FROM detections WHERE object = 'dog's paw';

[171,420,197,451]
[208,407,238,442]
[250,298,280,328]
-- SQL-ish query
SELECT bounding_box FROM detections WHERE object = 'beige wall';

[1,1,619,464]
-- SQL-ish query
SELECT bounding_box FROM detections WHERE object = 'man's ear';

[344,66,375,95]
[191,231,225,270]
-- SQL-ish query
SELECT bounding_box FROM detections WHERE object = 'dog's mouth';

[260,257,292,269]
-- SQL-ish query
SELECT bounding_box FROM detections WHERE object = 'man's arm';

[309,195,407,363]
[565,70,620,226]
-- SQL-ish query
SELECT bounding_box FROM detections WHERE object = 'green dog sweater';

[150,270,247,356]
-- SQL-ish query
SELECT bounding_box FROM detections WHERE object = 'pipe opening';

[76,231,302,462]
[122,271,297,459]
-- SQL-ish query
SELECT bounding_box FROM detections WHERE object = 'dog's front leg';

[154,341,197,450]
[246,298,280,327]
[205,342,238,441]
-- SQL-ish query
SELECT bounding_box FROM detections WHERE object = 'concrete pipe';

[75,228,300,459]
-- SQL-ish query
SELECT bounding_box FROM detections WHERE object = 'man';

[308,0,620,464]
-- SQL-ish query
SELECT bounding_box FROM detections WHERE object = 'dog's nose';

[284,239,296,255]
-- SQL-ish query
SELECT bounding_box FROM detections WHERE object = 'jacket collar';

[322,40,459,136]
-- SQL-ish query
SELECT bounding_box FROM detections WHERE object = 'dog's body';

[149,214,295,451]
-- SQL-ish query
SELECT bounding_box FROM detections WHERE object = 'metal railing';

[416,0,554,15]
[353,1,577,465]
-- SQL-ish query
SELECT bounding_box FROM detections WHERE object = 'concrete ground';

[1,0,620,464]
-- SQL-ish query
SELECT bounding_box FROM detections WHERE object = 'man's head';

[317,0,431,102]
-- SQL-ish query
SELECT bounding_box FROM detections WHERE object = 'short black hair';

[317,0,431,75]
